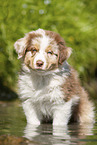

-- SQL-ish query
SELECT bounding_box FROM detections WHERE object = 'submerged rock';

[0,135,37,145]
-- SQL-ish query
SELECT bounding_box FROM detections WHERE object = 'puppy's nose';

[36,60,44,67]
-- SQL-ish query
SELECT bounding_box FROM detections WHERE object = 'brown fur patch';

[26,33,42,50]
[70,89,94,123]
[62,67,82,101]
[23,33,42,57]
[62,67,94,123]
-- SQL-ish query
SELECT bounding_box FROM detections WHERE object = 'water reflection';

[24,123,94,145]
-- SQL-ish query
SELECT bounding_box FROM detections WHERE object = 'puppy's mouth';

[33,64,57,72]
[35,68,46,71]
[31,68,47,74]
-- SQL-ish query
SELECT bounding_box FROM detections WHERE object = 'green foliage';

[0,0,97,88]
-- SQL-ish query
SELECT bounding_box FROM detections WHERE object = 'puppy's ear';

[14,37,27,59]
[58,45,72,64]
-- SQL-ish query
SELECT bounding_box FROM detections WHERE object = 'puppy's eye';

[47,51,53,55]
[32,48,37,52]
[54,54,58,57]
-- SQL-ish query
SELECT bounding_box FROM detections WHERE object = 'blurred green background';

[0,0,97,100]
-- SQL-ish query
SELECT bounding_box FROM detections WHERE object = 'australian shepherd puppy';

[14,29,95,126]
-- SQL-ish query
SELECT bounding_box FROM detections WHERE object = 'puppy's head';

[14,29,72,71]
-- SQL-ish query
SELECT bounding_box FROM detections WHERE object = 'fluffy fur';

[14,29,95,126]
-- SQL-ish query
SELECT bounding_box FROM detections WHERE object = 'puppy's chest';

[21,73,65,104]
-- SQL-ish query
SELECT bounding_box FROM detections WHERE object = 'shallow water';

[0,101,97,145]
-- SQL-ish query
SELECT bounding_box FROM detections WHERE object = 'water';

[0,101,97,145]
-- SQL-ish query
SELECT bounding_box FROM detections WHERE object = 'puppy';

[14,29,95,126]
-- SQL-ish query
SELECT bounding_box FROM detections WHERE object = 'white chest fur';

[19,69,67,104]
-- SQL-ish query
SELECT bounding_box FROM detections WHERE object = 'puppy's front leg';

[22,100,41,125]
[53,101,72,126]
